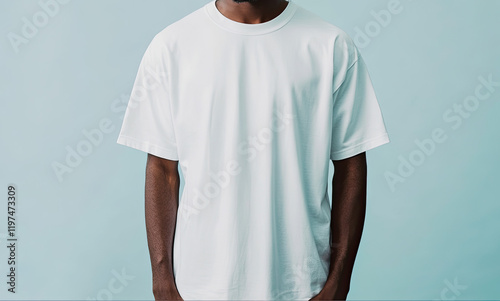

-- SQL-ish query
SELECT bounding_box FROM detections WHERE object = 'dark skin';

[145,153,367,301]
[215,0,289,24]
[145,154,183,301]
[310,152,367,301]
[146,1,367,300]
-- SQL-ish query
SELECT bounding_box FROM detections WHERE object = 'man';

[117,0,390,300]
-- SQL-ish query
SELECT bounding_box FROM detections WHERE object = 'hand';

[309,290,336,301]
[153,283,184,301]
[309,283,347,301]
[153,289,183,301]
[310,293,345,301]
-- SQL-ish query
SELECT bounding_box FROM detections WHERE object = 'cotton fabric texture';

[117,0,390,299]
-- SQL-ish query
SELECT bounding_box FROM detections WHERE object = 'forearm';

[324,154,367,299]
[145,156,181,289]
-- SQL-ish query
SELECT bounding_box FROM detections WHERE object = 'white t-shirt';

[117,0,390,299]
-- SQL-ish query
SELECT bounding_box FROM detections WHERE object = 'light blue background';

[1,0,499,300]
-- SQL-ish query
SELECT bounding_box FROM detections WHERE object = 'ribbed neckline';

[204,0,297,35]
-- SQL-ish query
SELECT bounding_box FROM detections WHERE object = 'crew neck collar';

[205,0,297,35]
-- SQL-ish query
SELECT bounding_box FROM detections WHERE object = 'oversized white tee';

[117,0,390,299]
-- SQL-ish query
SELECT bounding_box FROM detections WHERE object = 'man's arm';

[311,152,367,301]
[145,154,183,301]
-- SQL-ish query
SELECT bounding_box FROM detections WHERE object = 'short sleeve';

[116,35,179,160]
[330,50,390,161]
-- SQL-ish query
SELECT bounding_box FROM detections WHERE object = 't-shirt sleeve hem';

[117,135,179,161]
[330,133,390,161]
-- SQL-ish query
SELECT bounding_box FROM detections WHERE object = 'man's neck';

[215,0,289,24]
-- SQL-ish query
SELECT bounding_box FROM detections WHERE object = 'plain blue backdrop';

[1,0,499,300]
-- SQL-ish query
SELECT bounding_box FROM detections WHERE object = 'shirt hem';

[116,134,179,161]
[330,132,390,161]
